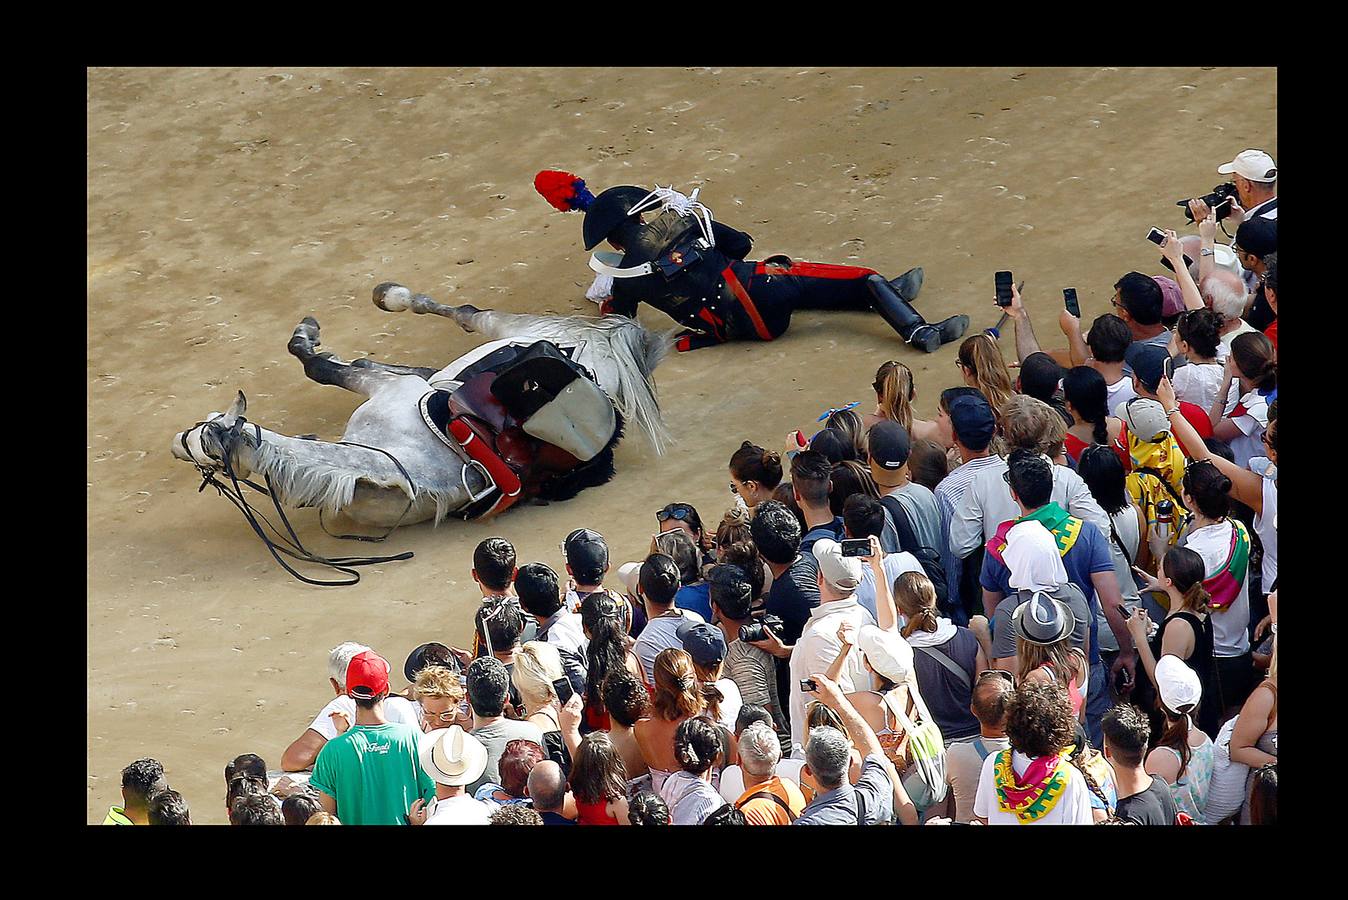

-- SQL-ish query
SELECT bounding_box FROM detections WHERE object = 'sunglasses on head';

[657,504,695,522]
[977,669,1015,686]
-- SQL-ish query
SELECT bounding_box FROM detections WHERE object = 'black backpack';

[879,495,949,607]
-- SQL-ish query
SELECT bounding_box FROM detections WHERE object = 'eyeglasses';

[421,708,459,724]
[729,482,740,495]
[657,504,695,522]
[1260,431,1274,447]
[977,669,1015,686]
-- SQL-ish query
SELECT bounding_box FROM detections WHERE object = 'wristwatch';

[1200,248,1214,257]
[1165,407,1180,417]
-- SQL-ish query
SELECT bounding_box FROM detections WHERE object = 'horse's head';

[171,391,255,477]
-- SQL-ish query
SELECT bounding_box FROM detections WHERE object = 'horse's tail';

[604,317,676,456]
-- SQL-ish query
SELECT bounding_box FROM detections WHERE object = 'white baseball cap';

[857,625,914,684]
[1217,149,1277,183]
[812,538,864,591]
[1155,655,1202,714]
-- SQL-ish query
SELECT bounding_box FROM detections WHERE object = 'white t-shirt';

[972,749,1094,825]
[1252,463,1278,590]
[1170,361,1225,410]
[1224,388,1269,471]
[718,758,809,803]
[307,695,421,741]
[854,551,925,621]
[1180,520,1251,657]
[1106,376,1138,412]
[424,794,493,825]
[1218,320,1258,359]
[788,598,876,749]
[714,678,744,734]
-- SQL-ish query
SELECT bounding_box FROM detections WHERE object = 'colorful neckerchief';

[993,748,1072,823]
[987,502,1082,563]
[1200,518,1251,611]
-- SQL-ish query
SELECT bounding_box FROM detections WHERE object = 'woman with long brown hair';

[864,360,941,443]
[956,334,1015,423]
[569,731,630,826]
[1208,330,1276,470]
[894,571,987,744]
[633,648,710,794]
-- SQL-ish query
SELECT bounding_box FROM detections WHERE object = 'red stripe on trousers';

[754,261,878,279]
[722,266,774,341]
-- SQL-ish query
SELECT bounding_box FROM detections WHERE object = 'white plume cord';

[625,185,716,247]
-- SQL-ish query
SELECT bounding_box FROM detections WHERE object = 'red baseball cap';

[345,650,391,700]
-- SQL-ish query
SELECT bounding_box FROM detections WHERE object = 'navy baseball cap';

[1124,343,1169,392]
[677,620,727,668]
[868,420,912,470]
[949,395,997,451]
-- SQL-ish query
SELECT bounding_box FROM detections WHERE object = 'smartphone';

[1159,254,1194,274]
[800,678,818,694]
[552,676,574,706]
[1146,227,1166,245]
[994,271,1014,307]
[840,538,872,558]
[1063,288,1080,318]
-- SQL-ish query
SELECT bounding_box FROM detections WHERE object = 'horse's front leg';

[372,282,482,333]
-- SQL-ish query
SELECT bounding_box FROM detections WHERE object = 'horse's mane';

[248,432,458,525]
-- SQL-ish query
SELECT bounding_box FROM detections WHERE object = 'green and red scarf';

[993,748,1073,823]
[987,502,1083,564]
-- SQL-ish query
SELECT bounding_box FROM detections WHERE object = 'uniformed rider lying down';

[535,171,969,354]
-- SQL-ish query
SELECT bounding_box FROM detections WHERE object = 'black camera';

[739,614,785,644]
[1176,183,1239,222]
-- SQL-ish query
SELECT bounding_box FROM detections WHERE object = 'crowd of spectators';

[101,149,1277,826]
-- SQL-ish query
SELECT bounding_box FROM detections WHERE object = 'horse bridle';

[181,416,414,587]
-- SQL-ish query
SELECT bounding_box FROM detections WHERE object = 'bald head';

[971,675,1013,729]
[1201,270,1249,322]
[526,760,567,813]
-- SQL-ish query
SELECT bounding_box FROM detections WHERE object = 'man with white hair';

[1205,270,1259,357]
[787,538,876,750]
[733,722,807,825]
[280,641,422,772]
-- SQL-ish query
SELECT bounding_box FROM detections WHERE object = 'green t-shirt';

[310,723,435,825]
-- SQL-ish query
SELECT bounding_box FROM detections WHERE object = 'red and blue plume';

[534,169,596,212]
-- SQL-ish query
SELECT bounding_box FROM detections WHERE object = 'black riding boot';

[865,275,969,353]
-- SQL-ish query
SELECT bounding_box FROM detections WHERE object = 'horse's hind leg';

[350,358,438,380]
[288,317,389,397]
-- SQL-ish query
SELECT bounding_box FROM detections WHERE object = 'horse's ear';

[228,391,247,419]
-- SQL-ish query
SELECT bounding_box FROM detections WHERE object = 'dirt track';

[87,66,1275,823]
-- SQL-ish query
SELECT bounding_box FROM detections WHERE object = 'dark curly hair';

[230,793,283,826]
[702,802,748,825]
[147,788,191,826]
[121,758,166,804]
[674,716,722,775]
[628,791,670,825]
[1005,682,1076,758]
[1182,459,1233,520]
[1176,308,1223,360]
[601,670,650,729]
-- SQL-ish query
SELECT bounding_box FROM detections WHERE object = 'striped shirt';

[936,455,1003,603]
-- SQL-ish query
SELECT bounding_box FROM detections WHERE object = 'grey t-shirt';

[885,482,946,561]
[989,583,1092,661]
[793,753,894,825]
[633,608,706,683]
[467,717,545,794]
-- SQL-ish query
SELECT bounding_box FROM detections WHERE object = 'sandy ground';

[87,66,1275,823]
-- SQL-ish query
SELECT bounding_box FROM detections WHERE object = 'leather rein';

[181,417,414,586]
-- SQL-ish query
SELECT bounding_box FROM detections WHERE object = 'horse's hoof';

[373,282,411,313]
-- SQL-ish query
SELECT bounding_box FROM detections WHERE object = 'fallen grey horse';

[171,283,673,529]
